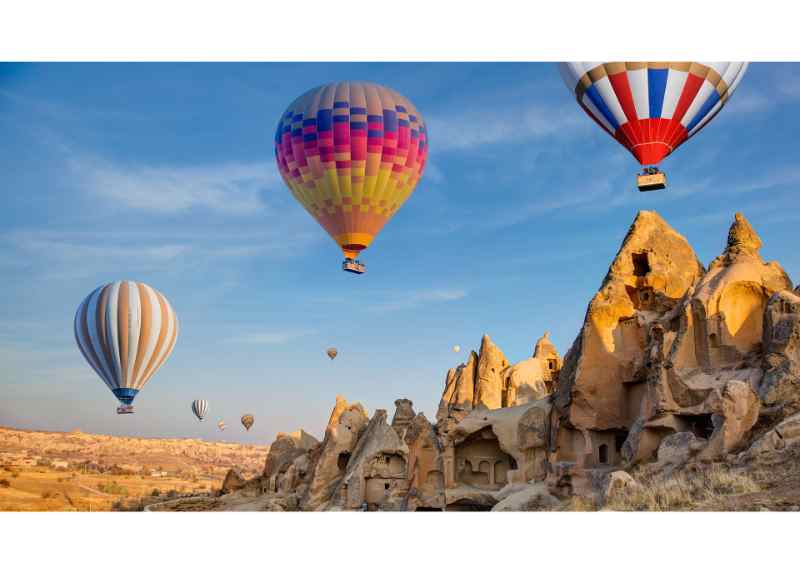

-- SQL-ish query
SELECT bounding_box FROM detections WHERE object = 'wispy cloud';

[725,67,800,116]
[426,102,585,152]
[731,166,800,194]
[367,288,467,312]
[724,90,771,115]
[227,329,316,345]
[0,227,319,281]
[67,154,277,214]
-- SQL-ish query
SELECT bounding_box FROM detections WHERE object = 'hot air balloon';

[241,414,254,431]
[191,399,208,421]
[558,62,747,191]
[326,347,338,360]
[274,81,429,274]
[218,420,226,431]
[452,345,461,353]
[74,280,178,414]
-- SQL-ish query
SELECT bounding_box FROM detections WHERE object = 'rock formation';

[391,398,416,438]
[474,334,510,410]
[208,210,800,511]
[760,289,800,415]
[220,468,247,495]
[403,413,446,511]
[330,409,409,510]
[505,332,562,405]
[437,332,562,436]
[263,429,319,496]
[301,395,369,510]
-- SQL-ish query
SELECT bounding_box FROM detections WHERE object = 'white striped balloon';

[191,399,208,421]
[74,280,178,409]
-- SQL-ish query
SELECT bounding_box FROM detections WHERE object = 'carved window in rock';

[632,252,651,277]
[598,444,609,465]
[709,333,719,348]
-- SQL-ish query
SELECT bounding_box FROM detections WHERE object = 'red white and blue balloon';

[559,62,747,166]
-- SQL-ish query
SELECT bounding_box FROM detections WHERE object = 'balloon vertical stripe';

[74,280,178,406]
[559,62,747,166]
[192,399,208,421]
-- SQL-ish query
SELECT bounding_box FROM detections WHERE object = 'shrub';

[0,479,10,488]
[151,488,161,497]
[605,463,760,511]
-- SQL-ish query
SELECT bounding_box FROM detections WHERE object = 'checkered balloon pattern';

[275,82,428,260]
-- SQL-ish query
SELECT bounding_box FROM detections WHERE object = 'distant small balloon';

[326,348,338,360]
[191,399,208,421]
[218,420,226,431]
[241,414,254,431]
[452,345,461,353]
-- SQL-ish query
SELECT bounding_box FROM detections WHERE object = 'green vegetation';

[97,481,129,496]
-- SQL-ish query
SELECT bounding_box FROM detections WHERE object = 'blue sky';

[1,62,799,444]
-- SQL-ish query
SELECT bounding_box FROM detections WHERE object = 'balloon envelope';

[558,62,747,165]
[241,414,254,431]
[326,347,338,360]
[453,345,461,353]
[218,420,226,431]
[191,399,208,421]
[74,280,178,408]
[274,81,429,262]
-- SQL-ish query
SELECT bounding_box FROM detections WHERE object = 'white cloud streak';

[367,288,467,312]
[227,329,316,345]
[426,103,585,152]
[68,155,277,214]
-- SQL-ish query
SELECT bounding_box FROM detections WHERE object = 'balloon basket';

[637,168,667,192]
[342,259,366,274]
[116,404,135,414]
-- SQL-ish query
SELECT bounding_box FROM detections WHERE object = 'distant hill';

[0,426,268,478]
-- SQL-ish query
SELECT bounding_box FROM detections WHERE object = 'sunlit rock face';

[207,210,800,511]
[554,210,705,434]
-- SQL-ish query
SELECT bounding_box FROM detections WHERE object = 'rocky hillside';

[163,211,800,511]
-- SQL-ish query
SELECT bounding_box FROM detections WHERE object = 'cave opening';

[337,452,351,471]
[680,414,715,440]
[615,431,629,453]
